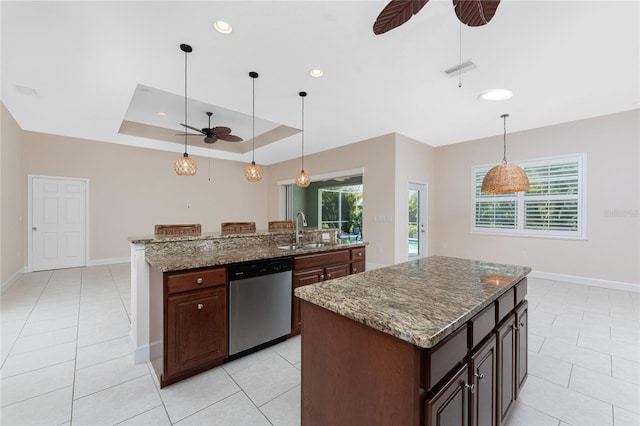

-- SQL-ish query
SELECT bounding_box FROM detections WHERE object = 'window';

[472,154,586,239]
[319,185,363,238]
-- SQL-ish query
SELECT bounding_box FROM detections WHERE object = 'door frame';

[27,174,90,272]
[408,181,428,259]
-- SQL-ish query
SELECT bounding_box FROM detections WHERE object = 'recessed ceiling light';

[157,112,167,117]
[479,89,513,101]
[309,69,324,78]
[213,21,232,34]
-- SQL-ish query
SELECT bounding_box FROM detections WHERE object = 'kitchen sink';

[277,243,327,251]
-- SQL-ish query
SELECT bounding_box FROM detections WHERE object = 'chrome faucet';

[295,211,307,247]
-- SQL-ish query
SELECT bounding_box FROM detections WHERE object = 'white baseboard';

[1,267,26,294]
[529,271,639,293]
[89,257,130,267]
[129,333,151,364]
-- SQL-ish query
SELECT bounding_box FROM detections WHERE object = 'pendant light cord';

[458,21,462,88]
[184,48,188,154]
[502,113,509,164]
[252,76,256,163]
[301,95,305,171]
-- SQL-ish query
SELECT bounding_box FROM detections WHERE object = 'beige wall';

[22,132,269,262]
[433,110,640,285]
[267,134,397,266]
[1,104,25,284]
[394,134,436,263]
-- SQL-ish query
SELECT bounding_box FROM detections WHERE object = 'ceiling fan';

[373,0,501,35]
[180,111,243,144]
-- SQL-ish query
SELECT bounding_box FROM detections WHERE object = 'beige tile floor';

[1,264,638,425]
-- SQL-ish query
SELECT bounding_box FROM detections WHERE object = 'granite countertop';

[128,230,291,245]
[295,255,530,349]
[146,240,367,272]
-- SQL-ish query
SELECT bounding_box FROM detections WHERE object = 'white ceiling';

[2,1,638,165]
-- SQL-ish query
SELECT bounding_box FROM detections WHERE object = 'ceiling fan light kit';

[175,43,197,176]
[481,114,530,193]
[245,71,263,182]
[295,91,311,188]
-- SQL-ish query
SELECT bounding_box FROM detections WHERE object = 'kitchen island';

[295,255,531,426]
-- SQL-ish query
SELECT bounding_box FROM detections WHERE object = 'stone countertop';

[146,240,367,272]
[295,255,531,349]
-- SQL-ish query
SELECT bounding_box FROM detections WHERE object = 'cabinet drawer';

[351,247,366,260]
[423,324,468,391]
[351,260,365,274]
[469,303,496,349]
[515,278,527,305]
[166,267,227,294]
[496,288,515,324]
[294,249,350,270]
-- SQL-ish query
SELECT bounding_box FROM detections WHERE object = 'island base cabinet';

[469,334,497,426]
[166,286,228,381]
[496,314,517,425]
[425,364,470,426]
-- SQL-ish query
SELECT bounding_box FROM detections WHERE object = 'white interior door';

[31,176,87,271]
[408,182,427,259]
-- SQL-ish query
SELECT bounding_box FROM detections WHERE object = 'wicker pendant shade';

[245,71,263,182]
[295,91,310,188]
[481,114,530,193]
[175,43,196,176]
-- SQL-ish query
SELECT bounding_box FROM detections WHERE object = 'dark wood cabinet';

[496,314,516,426]
[166,286,227,378]
[425,364,470,426]
[150,265,228,388]
[515,300,528,397]
[291,247,365,334]
[469,334,497,426]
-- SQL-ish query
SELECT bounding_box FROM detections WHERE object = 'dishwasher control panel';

[228,257,292,281]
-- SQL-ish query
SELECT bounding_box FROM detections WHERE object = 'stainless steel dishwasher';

[228,256,292,358]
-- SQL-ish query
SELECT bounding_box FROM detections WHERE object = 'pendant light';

[295,91,310,188]
[174,43,197,176]
[244,71,263,182]
[481,114,530,193]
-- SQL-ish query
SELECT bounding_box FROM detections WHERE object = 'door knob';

[196,277,203,284]
[465,383,476,393]
[32,227,37,231]
[197,303,203,310]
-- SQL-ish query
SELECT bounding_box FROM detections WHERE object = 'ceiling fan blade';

[453,0,500,27]
[204,136,218,144]
[175,133,204,136]
[373,0,429,35]
[180,123,205,134]
[218,134,243,142]
[212,126,232,136]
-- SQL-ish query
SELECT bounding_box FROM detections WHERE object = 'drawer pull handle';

[475,372,484,381]
[327,274,332,279]
[196,278,203,284]
[320,274,325,280]
[353,268,358,273]
[465,383,475,394]
[358,252,362,257]
[519,320,525,328]
[197,303,203,310]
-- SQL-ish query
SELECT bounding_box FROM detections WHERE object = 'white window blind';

[472,154,585,238]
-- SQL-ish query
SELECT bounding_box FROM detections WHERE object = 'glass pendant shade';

[481,163,529,193]
[244,161,263,182]
[295,170,310,188]
[481,113,530,193]
[175,154,197,176]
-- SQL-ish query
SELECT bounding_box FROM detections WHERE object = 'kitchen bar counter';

[145,239,366,272]
[295,255,530,348]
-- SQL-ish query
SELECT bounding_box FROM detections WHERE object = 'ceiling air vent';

[14,84,38,96]
[442,60,476,78]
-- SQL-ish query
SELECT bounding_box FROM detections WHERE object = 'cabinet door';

[325,263,349,281]
[515,300,528,397]
[470,335,497,426]
[292,268,324,334]
[496,314,516,426]
[425,364,470,426]
[166,286,227,378]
